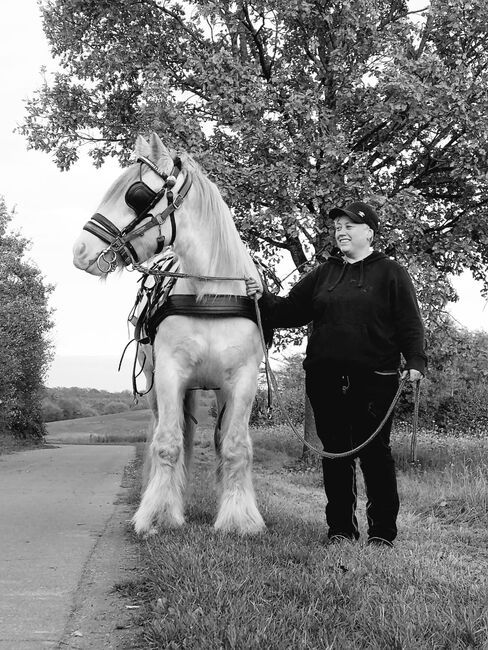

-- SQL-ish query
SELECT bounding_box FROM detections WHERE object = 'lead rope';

[252,294,420,460]
[410,379,421,462]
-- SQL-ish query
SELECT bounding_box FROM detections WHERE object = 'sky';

[0,0,487,391]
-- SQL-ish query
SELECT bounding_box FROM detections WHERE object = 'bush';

[42,387,146,421]
[102,401,130,415]
[0,197,53,439]
[251,355,305,427]
[41,398,64,422]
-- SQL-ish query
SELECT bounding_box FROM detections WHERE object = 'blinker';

[125,181,158,217]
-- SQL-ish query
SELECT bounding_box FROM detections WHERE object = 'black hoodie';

[259,251,427,374]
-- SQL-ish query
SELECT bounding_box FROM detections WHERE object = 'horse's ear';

[149,132,174,171]
[134,135,150,159]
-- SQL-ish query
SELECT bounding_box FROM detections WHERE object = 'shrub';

[251,355,305,427]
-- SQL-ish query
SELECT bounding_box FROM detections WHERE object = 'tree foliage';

[21,0,488,322]
[0,198,54,439]
[42,386,147,421]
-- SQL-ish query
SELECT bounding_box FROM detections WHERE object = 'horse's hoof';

[142,525,159,539]
[214,518,266,536]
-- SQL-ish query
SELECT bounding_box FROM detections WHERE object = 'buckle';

[173,194,184,209]
[111,237,126,252]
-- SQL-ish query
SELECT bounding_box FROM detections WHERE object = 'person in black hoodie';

[245,202,426,547]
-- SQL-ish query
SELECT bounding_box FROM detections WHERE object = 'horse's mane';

[180,153,257,283]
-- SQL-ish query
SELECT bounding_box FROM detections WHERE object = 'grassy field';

[45,409,152,443]
[108,420,488,650]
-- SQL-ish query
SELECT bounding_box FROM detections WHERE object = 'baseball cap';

[329,201,379,233]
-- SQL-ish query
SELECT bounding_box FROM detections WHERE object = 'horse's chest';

[157,318,260,370]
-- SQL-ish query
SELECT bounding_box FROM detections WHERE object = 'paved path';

[0,444,135,650]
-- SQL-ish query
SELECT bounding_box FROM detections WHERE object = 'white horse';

[73,133,265,536]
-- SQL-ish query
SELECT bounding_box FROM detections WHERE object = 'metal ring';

[97,249,118,273]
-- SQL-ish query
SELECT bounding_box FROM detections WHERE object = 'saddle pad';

[147,294,257,340]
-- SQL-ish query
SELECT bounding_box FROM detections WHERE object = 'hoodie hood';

[327,251,387,291]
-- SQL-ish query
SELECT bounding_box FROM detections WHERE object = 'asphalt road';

[0,444,135,650]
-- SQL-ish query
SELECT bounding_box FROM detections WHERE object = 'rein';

[131,263,247,282]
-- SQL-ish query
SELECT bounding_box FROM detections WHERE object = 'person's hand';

[401,369,424,382]
[245,277,262,299]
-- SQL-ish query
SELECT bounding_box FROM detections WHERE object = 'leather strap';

[147,294,257,341]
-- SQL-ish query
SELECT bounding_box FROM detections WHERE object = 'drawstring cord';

[358,259,365,288]
[327,262,347,292]
[327,259,365,291]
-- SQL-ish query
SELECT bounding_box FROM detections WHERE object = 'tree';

[20,0,488,445]
[22,0,488,312]
[419,318,488,433]
[0,198,54,439]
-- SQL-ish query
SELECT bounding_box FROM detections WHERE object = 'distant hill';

[42,386,148,422]
[46,355,136,392]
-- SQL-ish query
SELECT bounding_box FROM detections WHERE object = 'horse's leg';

[139,343,158,493]
[214,372,265,535]
[182,390,197,481]
[132,372,187,536]
[213,391,226,460]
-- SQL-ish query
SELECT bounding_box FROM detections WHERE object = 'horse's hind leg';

[132,381,188,536]
[214,378,265,535]
[182,390,197,478]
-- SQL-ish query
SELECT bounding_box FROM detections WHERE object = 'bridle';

[83,155,192,273]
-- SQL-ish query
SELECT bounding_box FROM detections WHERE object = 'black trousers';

[306,368,400,542]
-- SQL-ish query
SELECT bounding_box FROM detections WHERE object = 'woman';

[246,201,426,547]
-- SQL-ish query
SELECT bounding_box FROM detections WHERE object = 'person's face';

[334,216,373,257]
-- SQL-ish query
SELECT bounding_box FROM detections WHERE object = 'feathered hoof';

[214,510,266,536]
[132,507,185,537]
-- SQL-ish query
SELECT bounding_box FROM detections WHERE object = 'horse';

[72,132,266,536]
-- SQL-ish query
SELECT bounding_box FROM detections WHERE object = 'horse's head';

[73,133,192,275]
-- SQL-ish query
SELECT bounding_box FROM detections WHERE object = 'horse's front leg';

[132,372,187,536]
[214,370,265,535]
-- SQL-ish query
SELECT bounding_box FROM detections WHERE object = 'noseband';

[83,155,192,273]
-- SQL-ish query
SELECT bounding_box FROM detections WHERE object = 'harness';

[121,251,272,399]
[83,155,192,273]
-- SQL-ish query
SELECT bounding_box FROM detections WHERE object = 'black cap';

[329,201,379,233]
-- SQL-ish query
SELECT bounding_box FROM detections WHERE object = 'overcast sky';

[0,0,486,390]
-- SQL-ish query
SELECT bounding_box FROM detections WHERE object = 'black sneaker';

[367,536,394,548]
[328,534,354,545]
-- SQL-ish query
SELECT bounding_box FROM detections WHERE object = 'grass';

[117,423,488,650]
[0,431,46,455]
[5,408,487,647]
[45,409,152,444]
